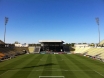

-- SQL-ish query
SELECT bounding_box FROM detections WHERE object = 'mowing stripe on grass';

[55,54,77,78]
[0,54,30,67]
[76,54,104,64]
[0,54,35,75]
[1,54,104,78]
[41,54,52,76]
[75,54,104,71]
[51,54,63,76]
[0,54,40,78]
[27,54,49,78]
[10,54,44,78]
[64,54,104,78]
[60,54,92,78]
[74,54,104,77]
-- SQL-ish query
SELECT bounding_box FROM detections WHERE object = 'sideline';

[94,70,104,77]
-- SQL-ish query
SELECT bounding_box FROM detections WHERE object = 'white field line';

[94,70,104,77]
[40,59,64,61]
[3,69,68,72]
[40,59,48,61]
[6,69,95,72]
[36,70,93,71]
[1,69,104,77]
[36,70,68,71]
[0,70,9,77]
[39,76,65,78]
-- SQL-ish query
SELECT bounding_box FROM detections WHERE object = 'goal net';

[39,76,65,78]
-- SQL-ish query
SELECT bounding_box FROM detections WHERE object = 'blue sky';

[0,0,104,44]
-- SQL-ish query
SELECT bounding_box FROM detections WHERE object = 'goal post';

[39,76,65,78]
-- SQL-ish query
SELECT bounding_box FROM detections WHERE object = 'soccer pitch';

[0,54,104,78]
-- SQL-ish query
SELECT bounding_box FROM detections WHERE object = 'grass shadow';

[0,63,57,71]
[22,63,56,69]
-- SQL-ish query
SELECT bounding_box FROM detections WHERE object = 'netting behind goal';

[39,76,65,78]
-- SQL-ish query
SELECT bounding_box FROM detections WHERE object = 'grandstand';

[0,53,5,60]
[74,47,90,53]
[34,46,40,53]
[0,39,104,61]
[100,40,104,46]
[28,46,35,53]
[98,48,104,59]
[0,40,29,61]
[39,40,65,52]
[0,47,29,60]
[74,41,104,62]
[28,46,40,53]
[74,40,104,62]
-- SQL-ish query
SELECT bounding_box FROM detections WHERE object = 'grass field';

[0,54,104,78]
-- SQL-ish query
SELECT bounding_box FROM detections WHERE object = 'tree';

[14,41,20,44]
[83,43,87,44]
[89,43,95,46]
[64,43,71,46]
[65,43,69,46]
[36,44,41,46]
[71,43,75,47]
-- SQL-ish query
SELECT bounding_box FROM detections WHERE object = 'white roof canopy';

[39,40,64,43]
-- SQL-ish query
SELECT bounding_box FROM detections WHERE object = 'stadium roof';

[39,40,64,43]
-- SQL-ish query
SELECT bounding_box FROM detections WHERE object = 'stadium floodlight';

[4,17,9,43]
[95,17,100,46]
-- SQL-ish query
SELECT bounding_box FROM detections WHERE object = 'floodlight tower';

[4,17,9,43]
[95,17,100,46]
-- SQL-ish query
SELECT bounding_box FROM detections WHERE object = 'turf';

[0,54,104,78]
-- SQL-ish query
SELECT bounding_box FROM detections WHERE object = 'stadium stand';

[63,45,70,52]
[100,40,104,46]
[98,48,104,58]
[74,46,104,62]
[74,47,80,53]
[100,54,104,59]
[86,48,98,55]
[28,47,35,53]
[0,53,5,60]
[28,46,40,53]
[74,47,90,53]
[14,47,29,54]
[80,47,90,53]
[0,47,29,61]
[85,48,103,56]
[76,47,84,53]
[76,47,88,53]
[34,46,40,53]
[90,48,103,56]
[80,47,104,62]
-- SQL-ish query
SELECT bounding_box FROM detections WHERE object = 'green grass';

[0,54,104,78]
